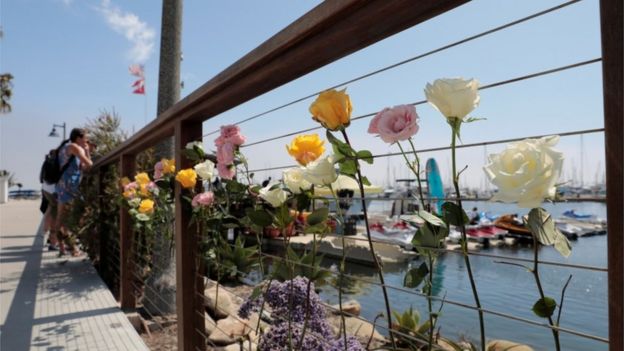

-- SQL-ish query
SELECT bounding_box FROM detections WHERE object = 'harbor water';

[316,201,608,351]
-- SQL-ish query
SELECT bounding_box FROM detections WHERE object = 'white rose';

[185,141,205,152]
[258,182,289,208]
[484,135,564,208]
[424,78,480,121]
[302,155,338,186]
[194,160,215,180]
[283,167,312,194]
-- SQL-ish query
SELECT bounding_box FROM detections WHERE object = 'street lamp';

[49,122,66,140]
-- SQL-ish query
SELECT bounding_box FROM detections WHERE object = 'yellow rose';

[176,168,197,189]
[309,89,352,131]
[122,189,136,199]
[120,177,131,188]
[162,158,176,174]
[138,199,154,214]
[139,183,150,197]
[135,172,150,186]
[286,134,325,166]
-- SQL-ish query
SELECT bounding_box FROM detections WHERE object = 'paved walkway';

[0,200,149,351]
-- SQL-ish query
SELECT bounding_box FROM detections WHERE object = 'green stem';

[329,184,348,351]
[398,139,435,348]
[451,125,485,351]
[298,189,317,349]
[341,129,397,349]
[427,253,435,350]
[532,236,561,351]
[407,138,427,211]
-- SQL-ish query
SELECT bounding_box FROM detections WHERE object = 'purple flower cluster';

[239,277,331,338]
[239,277,364,351]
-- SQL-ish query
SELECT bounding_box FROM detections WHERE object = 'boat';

[554,221,581,240]
[368,221,417,247]
[563,210,596,220]
[494,214,532,241]
[367,214,418,248]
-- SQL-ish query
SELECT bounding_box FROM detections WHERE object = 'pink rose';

[124,182,138,191]
[219,125,246,146]
[368,105,419,144]
[154,161,164,180]
[217,142,236,165]
[192,191,215,208]
[217,162,236,180]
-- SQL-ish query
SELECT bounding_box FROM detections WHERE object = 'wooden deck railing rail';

[90,1,622,351]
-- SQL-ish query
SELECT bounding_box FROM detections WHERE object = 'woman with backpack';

[40,149,60,251]
[55,128,93,256]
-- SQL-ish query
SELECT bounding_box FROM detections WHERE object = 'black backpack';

[41,142,75,184]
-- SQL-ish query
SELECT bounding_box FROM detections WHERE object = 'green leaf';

[295,192,311,213]
[226,180,247,193]
[403,262,429,288]
[246,209,273,227]
[360,176,371,186]
[307,207,329,226]
[532,297,557,318]
[304,223,327,234]
[339,160,357,176]
[441,202,469,226]
[527,208,571,257]
[464,116,486,123]
[416,210,446,228]
[356,150,374,164]
[326,131,356,157]
[135,213,150,222]
[412,224,448,250]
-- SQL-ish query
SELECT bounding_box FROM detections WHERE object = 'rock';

[205,312,217,335]
[328,316,386,349]
[221,342,258,351]
[487,339,534,351]
[125,312,142,332]
[330,300,361,316]
[205,286,239,319]
[209,315,256,346]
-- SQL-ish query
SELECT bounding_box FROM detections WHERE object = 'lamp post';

[49,122,66,140]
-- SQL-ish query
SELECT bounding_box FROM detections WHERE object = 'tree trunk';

[144,0,183,317]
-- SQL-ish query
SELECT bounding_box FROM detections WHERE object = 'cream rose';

[424,78,480,121]
[283,167,312,194]
[484,135,564,208]
[258,182,289,208]
[302,155,338,186]
[194,160,215,180]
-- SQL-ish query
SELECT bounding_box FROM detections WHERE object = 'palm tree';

[0,73,14,113]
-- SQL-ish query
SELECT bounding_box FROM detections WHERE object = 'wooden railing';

[91,1,622,350]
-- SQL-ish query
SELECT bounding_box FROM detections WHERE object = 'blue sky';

[0,0,605,191]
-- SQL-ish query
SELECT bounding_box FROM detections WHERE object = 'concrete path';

[0,200,149,351]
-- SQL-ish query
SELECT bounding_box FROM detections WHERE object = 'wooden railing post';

[175,121,206,351]
[119,154,136,308]
[600,0,623,350]
[97,166,108,277]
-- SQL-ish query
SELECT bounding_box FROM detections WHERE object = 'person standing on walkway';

[40,149,59,250]
[55,128,93,256]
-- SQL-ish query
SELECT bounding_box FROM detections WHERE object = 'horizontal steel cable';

[193,229,607,273]
[202,0,583,138]
[242,57,601,151]
[131,280,177,319]
[194,243,608,342]
[192,270,608,345]
[130,269,177,309]
[247,126,604,173]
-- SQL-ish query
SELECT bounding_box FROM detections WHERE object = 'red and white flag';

[129,64,145,94]
[132,78,145,95]
[128,64,144,78]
